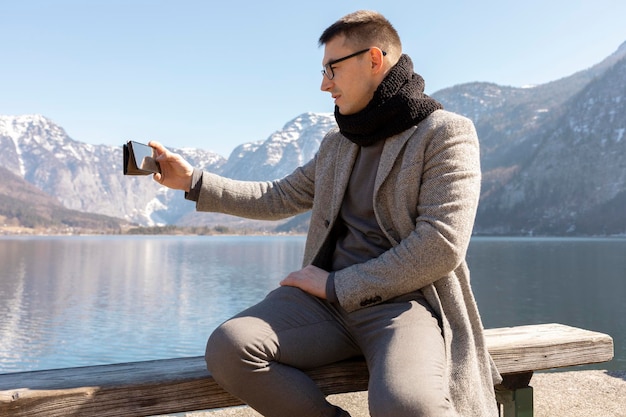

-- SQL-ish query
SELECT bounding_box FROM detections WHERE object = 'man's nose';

[320,75,332,92]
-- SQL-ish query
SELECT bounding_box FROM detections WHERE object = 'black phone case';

[123,141,160,175]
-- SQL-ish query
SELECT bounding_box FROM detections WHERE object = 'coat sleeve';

[333,113,482,312]
[194,156,317,220]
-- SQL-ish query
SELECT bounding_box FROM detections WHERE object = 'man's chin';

[336,106,352,116]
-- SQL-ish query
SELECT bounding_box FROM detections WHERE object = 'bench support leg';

[497,386,533,417]
[496,372,533,417]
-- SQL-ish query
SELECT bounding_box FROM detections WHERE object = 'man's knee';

[205,322,233,374]
[205,317,273,376]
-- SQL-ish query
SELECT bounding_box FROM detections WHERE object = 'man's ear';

[369,47,386,74]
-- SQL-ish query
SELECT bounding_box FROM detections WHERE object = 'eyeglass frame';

[321,48,387,80]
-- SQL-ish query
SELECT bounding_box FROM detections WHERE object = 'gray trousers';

[205,286,455,417]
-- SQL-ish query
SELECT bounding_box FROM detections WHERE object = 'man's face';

[320,36,378,115]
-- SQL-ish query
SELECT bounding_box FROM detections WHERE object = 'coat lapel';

[331,138,359,218]
[374,126,417,191]
[326,126,416,230]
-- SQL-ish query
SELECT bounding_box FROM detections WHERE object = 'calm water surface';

[0,235,624,373]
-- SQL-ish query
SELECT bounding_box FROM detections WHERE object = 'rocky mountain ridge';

[1,41,625,236]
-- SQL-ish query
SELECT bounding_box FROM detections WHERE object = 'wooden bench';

[0,323,613,417]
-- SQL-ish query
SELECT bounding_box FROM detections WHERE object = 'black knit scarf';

[334,54,443,147]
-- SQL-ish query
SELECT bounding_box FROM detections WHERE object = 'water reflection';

[467,237,626,369]
[0,236,305,372]
[0,235,624,373]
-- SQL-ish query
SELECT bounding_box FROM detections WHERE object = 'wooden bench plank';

[0,323,614,417]
[0,358,369,417]
[485,323,614,374]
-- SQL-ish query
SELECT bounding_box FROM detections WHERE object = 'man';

[150,10,500,417]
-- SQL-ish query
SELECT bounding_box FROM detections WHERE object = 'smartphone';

[124,141,161,175]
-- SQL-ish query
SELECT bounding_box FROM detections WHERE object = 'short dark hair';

[318,10,401,55]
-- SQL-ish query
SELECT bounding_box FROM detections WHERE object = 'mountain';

[0,166,128,233]
[0,115,225,227]
[432,40,626,235]
[1,41,625,236]
[174,113,336,229]
[221,112,336,180]
[0,112,336,232]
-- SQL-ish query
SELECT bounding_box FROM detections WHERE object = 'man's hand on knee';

[280,265,329,299]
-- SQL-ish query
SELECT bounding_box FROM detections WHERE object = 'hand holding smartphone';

[123,141,161,175]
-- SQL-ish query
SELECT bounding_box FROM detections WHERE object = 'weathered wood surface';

[485,323,614,374]
[0,357,369,417]
[0,323,613,417]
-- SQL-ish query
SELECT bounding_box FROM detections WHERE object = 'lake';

[0,235,624,373]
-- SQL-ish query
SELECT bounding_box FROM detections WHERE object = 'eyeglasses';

[321,48,386,80]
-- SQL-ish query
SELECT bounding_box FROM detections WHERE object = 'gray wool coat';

[196,109,502,417]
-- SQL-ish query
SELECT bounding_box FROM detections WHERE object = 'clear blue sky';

[1,0,625,157]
